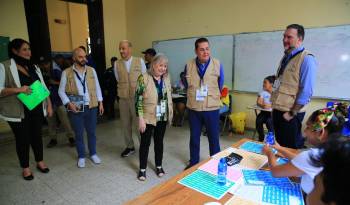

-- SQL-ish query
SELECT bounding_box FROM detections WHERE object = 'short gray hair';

[149,53,168,76]
[119,40,132,47]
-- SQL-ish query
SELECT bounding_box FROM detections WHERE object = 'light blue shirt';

[259,90,272,105]
[58,65,103,106]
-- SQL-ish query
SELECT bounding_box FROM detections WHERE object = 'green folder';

[17,80,50,110]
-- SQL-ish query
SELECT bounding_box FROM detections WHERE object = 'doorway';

[23,0,106,77]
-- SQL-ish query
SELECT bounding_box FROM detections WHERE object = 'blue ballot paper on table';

[239,141,277,155]
[17,80,50,110]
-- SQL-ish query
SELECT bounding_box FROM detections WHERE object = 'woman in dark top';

[0,39,53,180]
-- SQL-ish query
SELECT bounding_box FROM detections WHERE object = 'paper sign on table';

[233,183,305,205]
[178,170,235,200]
[225,195,261,205]
[198,158,242,182]
[213,147,268,170]
[242,169,293,187]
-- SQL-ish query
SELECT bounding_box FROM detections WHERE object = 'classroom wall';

[103,0,127,67]
[46,0,89,52]
[124,0,350,129]
[0,0,28,40]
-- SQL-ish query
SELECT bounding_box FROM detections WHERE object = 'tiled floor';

[0,118,249,205]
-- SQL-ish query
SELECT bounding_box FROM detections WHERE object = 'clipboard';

[67,95,85,112]
[17,80,50,110]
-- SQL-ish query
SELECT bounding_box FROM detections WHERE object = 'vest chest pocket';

[279,82,299,95]
[286,62,298,73]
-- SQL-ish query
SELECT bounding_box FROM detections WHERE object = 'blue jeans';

[68,106,97,158]
[188,109,221,165]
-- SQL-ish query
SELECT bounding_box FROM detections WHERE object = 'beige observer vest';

[142,73,173,126]
[0,59,48,121]
[186,58,221,111]
[271,50,313,112]
[116,57,142,99]
[65,66,98,108]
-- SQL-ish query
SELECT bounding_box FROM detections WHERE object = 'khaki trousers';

[119,97,140,148]
[47,105,74,140]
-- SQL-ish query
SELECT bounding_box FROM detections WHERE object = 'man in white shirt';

[58,48,104,168]
[114,40,147,157]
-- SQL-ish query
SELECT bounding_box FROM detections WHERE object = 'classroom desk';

[247,105,272,139]
[125,138,277,205]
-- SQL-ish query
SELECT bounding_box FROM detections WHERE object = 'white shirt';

[52,61,62,71]
[291,148,323,194]
[113,56,147,81]
[58,65,103,106]
[258,90,272,105]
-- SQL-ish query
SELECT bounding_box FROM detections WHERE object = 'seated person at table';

[262,103,347,194]
[256,75,275,141]
[219,85,229,114]
[307,136,350,205]
[172,71,186,126]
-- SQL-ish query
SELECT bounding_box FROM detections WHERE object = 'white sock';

[140,169,146,172]
[156,166,162,169]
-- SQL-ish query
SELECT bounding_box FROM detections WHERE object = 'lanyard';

[278,48,305,77]
[153,77,163,103]
[196,58,210,85]
[73,70,87,94]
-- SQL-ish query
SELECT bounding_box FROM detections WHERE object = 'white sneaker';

[77,158,85,168]
[90,154,101,164]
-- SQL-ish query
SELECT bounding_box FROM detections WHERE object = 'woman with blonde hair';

[135,54,173,181]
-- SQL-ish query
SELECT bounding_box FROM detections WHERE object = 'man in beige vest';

[271,24,317,149]
[58,48,104,168]
[114,40,147,157]
[184,38,225,169]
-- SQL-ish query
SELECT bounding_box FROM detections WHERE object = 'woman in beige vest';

[0,39,53,180]
[135,54,173,181]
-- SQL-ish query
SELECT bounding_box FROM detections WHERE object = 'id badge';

[272,79,281,92]
[160,100,166,114]
[156,105,162,117]
[200,84,208,97]
[196,90,205,101]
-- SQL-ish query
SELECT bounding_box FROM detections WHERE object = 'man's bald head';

[72,47,87,67]
[119,40,132,60]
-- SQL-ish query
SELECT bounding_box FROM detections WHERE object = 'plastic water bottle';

[217,158,227,186]
[265,131,275,145]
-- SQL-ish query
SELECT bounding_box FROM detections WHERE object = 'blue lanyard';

[278,48,305,77]
[153,77,163,102]
[73,70,87,94]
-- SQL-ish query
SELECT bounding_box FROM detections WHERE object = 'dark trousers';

[139,121,167,169]
[105,94,116,118]
[188,109,220,165]
[256,111,274,142]
[272,110,305,149]
[8,114,44,168]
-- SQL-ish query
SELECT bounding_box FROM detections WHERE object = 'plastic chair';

[220,94,232,132]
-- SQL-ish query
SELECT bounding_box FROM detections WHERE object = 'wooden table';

[247,105,272,139]
[126,138,255,205]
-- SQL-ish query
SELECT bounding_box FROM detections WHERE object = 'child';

[262,103,347,194]
[307,136,350,205]
[256,75,275,141]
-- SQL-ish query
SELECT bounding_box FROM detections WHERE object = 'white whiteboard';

[234,25,350,99]
[153,35,233,88]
